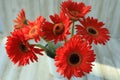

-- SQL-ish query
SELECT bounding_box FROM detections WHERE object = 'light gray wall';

[0,0,120,80]
[0,0,120,38]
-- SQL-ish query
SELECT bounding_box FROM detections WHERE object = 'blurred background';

[0,0,120,80]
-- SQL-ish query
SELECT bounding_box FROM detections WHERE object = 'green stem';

[35,42,56,59]
[71,21,75,37]
[35,44,47,50]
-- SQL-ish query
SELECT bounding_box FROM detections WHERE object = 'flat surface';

[0,37,120,80]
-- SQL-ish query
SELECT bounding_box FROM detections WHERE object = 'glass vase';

[45,42,87,80]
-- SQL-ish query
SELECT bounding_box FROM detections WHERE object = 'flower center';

[29,26,37,37]
[87,27,98,36]
[68,10,80,20]
[53,23,65,35]
[68,53,81,66]
[19,43,28,52]
[71,11,79,16]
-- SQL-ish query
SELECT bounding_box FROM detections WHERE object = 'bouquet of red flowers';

[5,0,110,80]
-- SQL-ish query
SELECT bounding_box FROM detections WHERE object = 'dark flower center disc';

[20,43,28,52]
[53,23,65,35]
[69,53,80,65]
[87,27,98,36]
[88,28,96,34]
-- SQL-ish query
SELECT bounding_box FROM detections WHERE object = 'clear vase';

[45,42,87,80]
[47,56,67,80]
[47,56,88,80]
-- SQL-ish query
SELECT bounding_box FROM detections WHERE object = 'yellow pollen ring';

[29,26,38,38]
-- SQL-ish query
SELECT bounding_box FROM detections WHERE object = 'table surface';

[0,37,120,80]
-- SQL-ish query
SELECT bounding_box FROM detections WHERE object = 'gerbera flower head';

[23,16,46,42]
[55,35,96,80]
[14,9,28,29]
[5,30,43,66]
[76,17,110,45]
[61,0,91,21]
[42,12,71,44]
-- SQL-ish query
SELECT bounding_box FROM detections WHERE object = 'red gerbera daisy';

[14,9,28,29]
[55,35,96,80]
[42,12,71,44]
[76,17,110,45]
[61,0,91,21]
[23,16,46,42]
[5,30,43,66]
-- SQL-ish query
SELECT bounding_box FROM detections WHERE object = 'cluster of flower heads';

[5,0,110,80]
